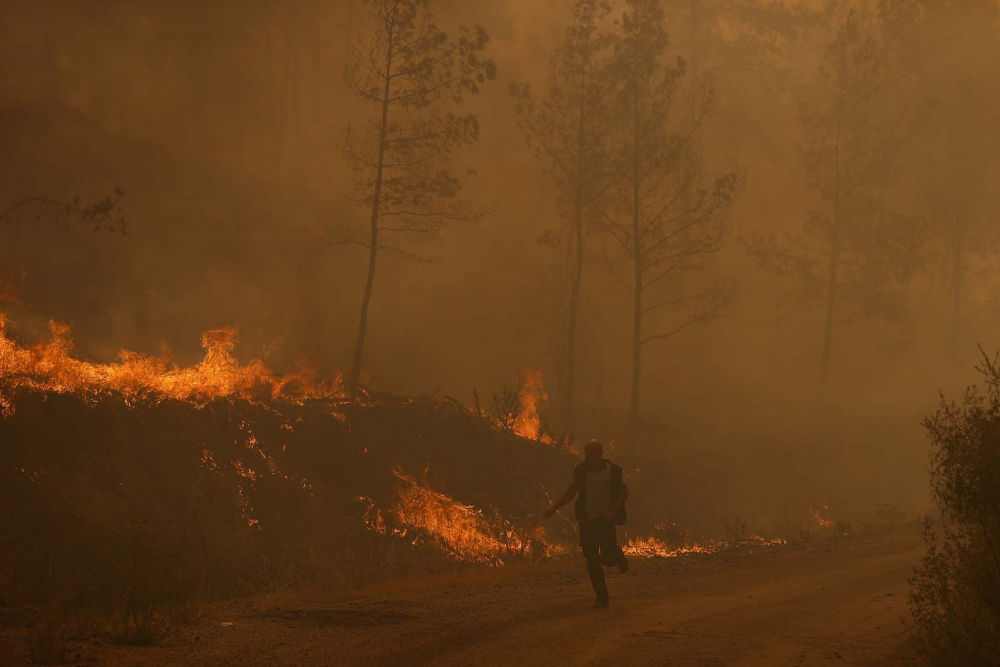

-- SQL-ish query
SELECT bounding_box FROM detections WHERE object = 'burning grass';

[622,535,787,559]
[0,311,859,660]
[359,468,552,565]
[0,315,343,410]
[0,372,584,626]
[512,369,547,441]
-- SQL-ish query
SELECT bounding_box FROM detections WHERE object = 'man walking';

[544,439,629,608]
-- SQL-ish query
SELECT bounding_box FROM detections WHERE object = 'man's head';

[584,439,604,468]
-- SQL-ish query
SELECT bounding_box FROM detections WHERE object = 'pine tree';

[906,0,1000,361]
[601,0,742,448]
[746,8,920,398]
[339,0,496,389]
[510,0,614,428]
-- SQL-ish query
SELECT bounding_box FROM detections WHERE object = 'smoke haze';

[3,0,999,512]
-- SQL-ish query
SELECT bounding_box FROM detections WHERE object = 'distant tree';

[746,9,919,398]
[910,351,1000,664]
[0,190,126,236]
[901,0,1000,361]
[337,0,496,389]
[0,189,126,306]
[659,0,809,149]
[600,0,743,448]
[510,0,614,428]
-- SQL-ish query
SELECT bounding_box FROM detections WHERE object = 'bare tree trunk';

[628,100,643,449]
[820,37,846,401]
[289,31,304,189]
[629,252,642,449]
[266,16,285,182]
[679,0,702,279]
[688,0,702,119]
[819,238,840,400]
[950,211,963,362]
[0,2,9,101]
[343,2,357,66]
[566,190,584,426]
[565,55,591,429]
[349,21,395,389]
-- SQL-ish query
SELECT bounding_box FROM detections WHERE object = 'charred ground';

[1,380,911,611]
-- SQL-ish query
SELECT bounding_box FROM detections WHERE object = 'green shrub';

[909,353,1000,665]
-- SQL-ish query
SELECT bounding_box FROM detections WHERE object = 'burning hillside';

[0,315,341,411]
[0,315,809,619]
[0,317,594,610]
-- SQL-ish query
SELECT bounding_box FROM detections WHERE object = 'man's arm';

[543,484,577,518]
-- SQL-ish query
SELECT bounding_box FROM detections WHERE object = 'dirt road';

[72,531,924,666]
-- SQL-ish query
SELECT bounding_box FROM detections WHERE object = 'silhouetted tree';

[903,0,1000,361]
[657,0,810,156]
[0,190,126,306]
[510,0,614,428]
[338,0,496,389]
[600,0,742,448]
[746,9,919,398]
[911,350,1000,664]
[0,191,126,236]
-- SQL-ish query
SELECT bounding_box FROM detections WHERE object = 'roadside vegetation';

[910,352,1000,665]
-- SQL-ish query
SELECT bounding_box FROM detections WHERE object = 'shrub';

[909,352,1000,665]
[722,515,749,545]
[22,614,67,665]
[112,594,174,646]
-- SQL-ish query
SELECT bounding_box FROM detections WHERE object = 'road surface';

[71,530,925,666]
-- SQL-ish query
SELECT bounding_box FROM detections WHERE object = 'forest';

[1,1,999,665]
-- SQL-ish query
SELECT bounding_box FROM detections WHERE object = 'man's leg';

[598,521,629,573]
[580,521,609,605]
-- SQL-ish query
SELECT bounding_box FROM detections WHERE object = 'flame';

[239,424,310,490]
[359,469,546,564]
[392,469,508,563]
[623,534,787,558]
[356,495,389,535]
[623,536,726,558]
[810,505,835,527]
[232,459,261,530]
[0,315,343,410]
[513,369,549,442]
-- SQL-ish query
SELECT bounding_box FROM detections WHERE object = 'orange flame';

[623,536,726,558]
[623,534,787,558]
[359,469,546,564]
[393,470,506,562]
[810,505,835,527]
[0,315,343,410]
[513,369,549,442]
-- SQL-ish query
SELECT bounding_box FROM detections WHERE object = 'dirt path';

[68,531,924,666]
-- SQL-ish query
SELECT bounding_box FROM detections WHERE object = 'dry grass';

[22,616,68,665]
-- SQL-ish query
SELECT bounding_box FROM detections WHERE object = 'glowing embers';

[622,534,787,559]
[359,468,547,565]
[622,536,726,558]
[0,315,343,409]
[232,460,261,531]
[810,504,835,527]
[196,425,309,532]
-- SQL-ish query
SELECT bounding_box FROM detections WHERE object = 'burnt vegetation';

[0,0,999,663]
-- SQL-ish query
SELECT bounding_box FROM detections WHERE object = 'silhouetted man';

[544,439,629,608]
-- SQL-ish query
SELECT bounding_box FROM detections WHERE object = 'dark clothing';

[579,518,625,602]
[573,460,627,525]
